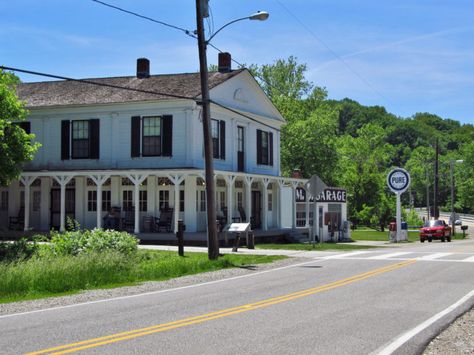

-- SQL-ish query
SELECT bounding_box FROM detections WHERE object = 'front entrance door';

[251,190,261,229]
[50,189,75,230]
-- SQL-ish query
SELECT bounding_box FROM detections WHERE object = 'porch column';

[225,175,236,226]
[291,181,298,229]
[305,186,310,227]
[277,179,285,229]
[262,178,270,231]
[126,173,148,234]
[20,176,37,231]
[53,175,74,232]
[168,174,186,232]
[40,177,50,231]
[244,176,253,223]
[89,174,111,229]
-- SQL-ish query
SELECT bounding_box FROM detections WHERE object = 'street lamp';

[195,1,269,259]
[450,159,463,235]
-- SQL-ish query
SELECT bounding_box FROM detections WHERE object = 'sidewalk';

[138,240,391,258]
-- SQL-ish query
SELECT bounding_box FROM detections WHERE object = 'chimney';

[136,58,150,78]
[218,52,232,73]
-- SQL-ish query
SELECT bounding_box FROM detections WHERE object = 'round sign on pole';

[387,168,410,193]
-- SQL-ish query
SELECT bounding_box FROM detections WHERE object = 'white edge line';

[376,289,474,355]
[0,258,328,320]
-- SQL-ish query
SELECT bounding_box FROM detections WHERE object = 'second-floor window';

[72,120,89,158]
[131,115,172,158]
[61,119,100,160]
[256,129,274,166]
[211,119,226,159]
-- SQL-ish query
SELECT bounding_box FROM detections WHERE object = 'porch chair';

[217,207,228,231]
[9,207,25,230]
[154,208,173,232]
[121,210,135,232]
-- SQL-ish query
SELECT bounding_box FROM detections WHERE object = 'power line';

[91,0,196,38]
[275,0,391,104]
[1,65,280,131]
[90,0,289,100]
[1,65,196,101]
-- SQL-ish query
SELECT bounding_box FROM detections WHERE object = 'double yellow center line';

[28,259,416,354]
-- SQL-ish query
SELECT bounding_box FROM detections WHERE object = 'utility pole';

[425,168,430,220]
[195,0,219,260]
[433,138,439,219]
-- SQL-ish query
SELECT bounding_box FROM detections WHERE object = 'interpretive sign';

[227,223,250,233]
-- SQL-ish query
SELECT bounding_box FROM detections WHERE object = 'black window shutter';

[61,120,70,160]
[256,129,262,165]
[19,121,31,134]
[269,132,274,166]
[162,115,173,157]
[131,116,141,157]
[89,119,100,159]
[219,120,225,160]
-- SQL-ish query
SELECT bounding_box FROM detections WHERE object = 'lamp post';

[195,1,269,259]
[450,159,463,235]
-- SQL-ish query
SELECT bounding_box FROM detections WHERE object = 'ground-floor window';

[196,190,206,212]
[33,191,41,211]
[102,190,111,212]
[139,191,147,212]
[236,191,243,209]
[123,190,133,211]
[179,190,185,212]
[88,190,112,212]
[159,190,169,210]
[0,191,8,211]
[268,192,273,211]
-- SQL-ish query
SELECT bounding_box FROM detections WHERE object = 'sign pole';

[396,192,402,242]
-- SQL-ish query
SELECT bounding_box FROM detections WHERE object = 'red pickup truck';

[419,220,452,243]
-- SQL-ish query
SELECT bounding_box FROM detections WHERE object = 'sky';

[1,0,473,125]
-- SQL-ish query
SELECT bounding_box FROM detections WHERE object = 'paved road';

[2,239,473,354]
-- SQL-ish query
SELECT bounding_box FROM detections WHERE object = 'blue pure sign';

[387,168,410,193]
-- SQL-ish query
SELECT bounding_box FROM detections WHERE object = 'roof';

[16,70,244,108]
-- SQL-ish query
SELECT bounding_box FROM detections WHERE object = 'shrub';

[49,229,138,256]
[0,237,43,262]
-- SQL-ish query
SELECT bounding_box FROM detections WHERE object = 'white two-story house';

[0,57,313,238]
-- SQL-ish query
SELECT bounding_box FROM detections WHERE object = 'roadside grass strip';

[27,259,416,355]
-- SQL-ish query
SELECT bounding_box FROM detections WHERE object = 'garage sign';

[387,168,410,193]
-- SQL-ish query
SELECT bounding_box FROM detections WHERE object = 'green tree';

[334,124,394,228]
[0,71,39,186]
[457,141,474,212]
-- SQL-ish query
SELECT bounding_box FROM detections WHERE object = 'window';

[33,191,41,212]
[88,190,111,212]
[211,119,225,159]
[123,191,133,211]
[142,117,161,156]
[139,191,147,212]
[236,191,243,209]
[20,191,25,208]
[88,191,97,211]
[102,191,111,212]
[219,191,225,211]
[159,190,169,210]
[196,190,206,212]
[131,115,172,157]
[179,190,185,212]
[0,191,8,211]
[268,192,273,211]
[256,129,273,166]
[72,120,89,158]
[61,119,100,160]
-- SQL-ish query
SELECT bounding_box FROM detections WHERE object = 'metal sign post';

[387,168,410,242]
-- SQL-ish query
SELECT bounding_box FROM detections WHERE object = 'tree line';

[248,57,474,227]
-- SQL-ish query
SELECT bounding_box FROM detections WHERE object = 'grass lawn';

[351,229,419,242]
[351,229,466,242]
[0,250,285,304]
[256,243,380,251]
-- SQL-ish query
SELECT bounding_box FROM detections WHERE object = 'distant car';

[455,219,462,226]
[420,220,452,243]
